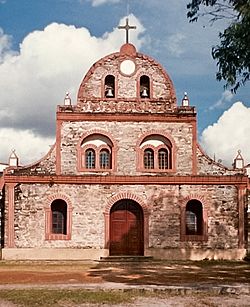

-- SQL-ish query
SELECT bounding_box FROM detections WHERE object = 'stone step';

[99,256,153,262]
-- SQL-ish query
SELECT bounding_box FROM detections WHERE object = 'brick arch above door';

[104,192,150,216]
[103,192,150,250]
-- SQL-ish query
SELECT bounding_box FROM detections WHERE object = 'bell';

[141,88,148,98]
[106,88,114,97]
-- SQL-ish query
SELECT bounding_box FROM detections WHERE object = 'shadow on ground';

[0,260,249,286]
[88,260,250,286]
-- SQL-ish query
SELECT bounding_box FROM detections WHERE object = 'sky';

[0,0,249,167]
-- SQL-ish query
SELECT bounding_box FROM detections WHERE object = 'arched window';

[85,149,96,169]
[158,148,169,169]
[100,149,111,169]
[140,75,150,98]
[45,196,72,241]
[144,148,154,169]
[185,200,203,235]
[138,134,174,172]
[105,75,115,98]
[78,133,115,172]
[51,200,67,235]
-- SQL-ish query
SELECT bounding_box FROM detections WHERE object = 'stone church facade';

[0,42,249,260]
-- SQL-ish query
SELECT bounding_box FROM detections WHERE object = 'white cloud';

[0,28,16,63]
[209,90,234,110]
[0,16,144,164]
[0,128,54,165]
[85,0,120,7]
[166,33,186,57]
[201,101,250,166]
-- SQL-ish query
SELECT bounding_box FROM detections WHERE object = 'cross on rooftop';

[118,18,136,44]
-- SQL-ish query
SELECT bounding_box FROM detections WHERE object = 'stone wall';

[79,52,175,106]
[9,182,239,251]
[12,144,56,176]
[196,145,243,176]
[61,121,193,176]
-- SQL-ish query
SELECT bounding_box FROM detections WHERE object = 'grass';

[0,289,249,307]
[0,289,135,306]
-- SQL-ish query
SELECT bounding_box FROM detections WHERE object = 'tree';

[187,0,250,92]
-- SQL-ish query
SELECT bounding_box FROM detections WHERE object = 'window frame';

[45,197,72,241]
[180,199,208,242]
[143,148,154,169]
[158,148,170,170]
[99,148,112,169]
[139,144,173,172]
[78,143,113,172]
[51,201,67,235]
[85,148,96,169]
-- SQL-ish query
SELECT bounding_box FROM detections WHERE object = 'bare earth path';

[0,260,249,306]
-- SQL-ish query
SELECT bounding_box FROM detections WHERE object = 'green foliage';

[187,0,250,92]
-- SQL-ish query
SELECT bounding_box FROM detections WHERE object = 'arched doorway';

[110,199,144,256]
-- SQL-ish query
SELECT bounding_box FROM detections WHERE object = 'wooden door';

[110,200,144,256]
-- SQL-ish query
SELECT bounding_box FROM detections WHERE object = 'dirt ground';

[0,260,249,286]
[0,260,249,306]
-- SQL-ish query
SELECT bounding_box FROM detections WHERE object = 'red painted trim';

[103,192,150,251]
[56,119,62,175]
[180,197,208,242]
[57,112,196,123]
[76,129,118,148]
[238,186,246,248]
[104,193,149,215]
[79,144,112,171]
[76,130,118,172]
[3,175,249,185]
[6,183,16,248]
[136,130,176,173]
[138,144,174,172]
[0,176,4,190]
[45,193,73,241]
[180,194,208,209]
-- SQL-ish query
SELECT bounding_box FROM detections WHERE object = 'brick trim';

[6,183,16,248]
[56,112,197,123]
[103,192,150,251]
[180,196,208,242]
[104,192,149,215]
[3,175,248,185]
[76,130,118,173]
[238,186,246,248]
[45,193,73,241]
[136,130,177,173]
